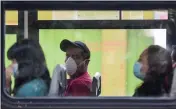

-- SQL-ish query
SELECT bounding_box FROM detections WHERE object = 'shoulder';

[134,82,162,97]
[15,79,48,97]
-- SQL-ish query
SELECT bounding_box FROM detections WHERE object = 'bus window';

[4,10,170,97]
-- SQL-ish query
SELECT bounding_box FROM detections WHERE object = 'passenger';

[5,65,12,94]
[133,45,173,97]
[60,39,92,96]
[171,45,176,69]
[5,39,51,97]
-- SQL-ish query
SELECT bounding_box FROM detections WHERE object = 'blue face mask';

[133,62,145,80]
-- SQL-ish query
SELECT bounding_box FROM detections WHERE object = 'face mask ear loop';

[77,59,89,68]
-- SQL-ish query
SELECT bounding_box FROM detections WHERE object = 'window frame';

[2,1,176,109]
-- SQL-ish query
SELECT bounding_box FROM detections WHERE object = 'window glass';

[4,10,169,97]
[39,29,166,96]
[5,11,18,25]
[38,10,119,20]
[38,10,168,20]
[122,10,168,20]
[5,34,17,92]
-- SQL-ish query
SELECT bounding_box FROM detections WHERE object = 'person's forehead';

[66,47,83,54]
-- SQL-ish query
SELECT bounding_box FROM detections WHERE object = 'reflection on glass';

[5,27,168,97]
[38,29,166,96]
[5,10,169,97]
[37,10,167,20]
[38,10,119,20]
[5,34,17,95]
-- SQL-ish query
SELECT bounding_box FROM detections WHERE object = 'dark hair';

[7,39,51,95]
[135,45,173,96]
[172,45,176,62]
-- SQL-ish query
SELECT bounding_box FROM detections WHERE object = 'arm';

[5,66,12,94]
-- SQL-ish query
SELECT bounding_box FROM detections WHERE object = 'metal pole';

[17,11,24,42]
[24,10,28,39]
[28,11,39,42]
[119,10,122,20]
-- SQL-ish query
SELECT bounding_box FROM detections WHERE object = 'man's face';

[65,47,87,73]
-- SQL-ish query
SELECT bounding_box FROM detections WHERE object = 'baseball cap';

[60,39,90,59]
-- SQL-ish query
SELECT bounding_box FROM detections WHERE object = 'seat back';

[48,64,67,97]
[170,68,176,97]
[91,72,101,96]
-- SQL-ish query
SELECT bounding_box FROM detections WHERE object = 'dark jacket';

[133,81,166,97]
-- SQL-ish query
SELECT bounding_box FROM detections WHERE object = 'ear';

[85,59,90,66]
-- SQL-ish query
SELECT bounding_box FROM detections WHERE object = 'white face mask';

[65,57,86,76]
[12,63,19,77]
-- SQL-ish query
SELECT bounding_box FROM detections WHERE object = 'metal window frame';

[6,25,18,34]
[2,1,176,109]
[34,20,167,29]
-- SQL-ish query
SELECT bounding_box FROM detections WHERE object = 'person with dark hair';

[133,45,173,97]
[5,65,12,94]
[171,45,176,68]
[5,39,51,97]
[60,39,92,96]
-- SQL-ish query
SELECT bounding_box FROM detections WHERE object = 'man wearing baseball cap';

[60,39,92,96]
